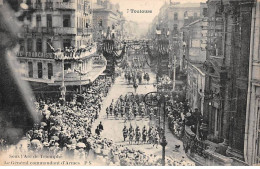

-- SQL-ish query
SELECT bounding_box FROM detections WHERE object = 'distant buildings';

[92,0,124,42]
[147,2,203,80]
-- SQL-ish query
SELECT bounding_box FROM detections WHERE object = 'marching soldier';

[122,126,128,141]
[142,126,147,144]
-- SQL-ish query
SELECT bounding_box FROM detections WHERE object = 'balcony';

[16,51,55,59]
[24,27,42,33]
[42,27,54,34]
[54,27,77,35]
[55,2,76,10]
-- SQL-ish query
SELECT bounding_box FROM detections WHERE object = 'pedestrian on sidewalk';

[95,126,100,136]
[133,83,138,93]
[98,121,104,132]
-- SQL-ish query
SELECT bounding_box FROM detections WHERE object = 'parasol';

[51,136,59,141]
[76,142,86,148]
[31,139,41,145]
[40,122,47,127]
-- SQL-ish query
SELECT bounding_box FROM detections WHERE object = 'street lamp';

[144,92,168,166]
[77,59,84,95]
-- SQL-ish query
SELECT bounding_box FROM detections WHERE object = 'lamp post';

[173,54,176,91]
[60,54,66,106]
[144,92,168,166]
[77,59,83,95]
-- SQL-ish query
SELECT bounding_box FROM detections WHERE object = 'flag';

[47,42,55,52]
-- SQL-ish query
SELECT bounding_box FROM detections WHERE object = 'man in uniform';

[98,121,104,131]
[142,126,147,144]
[95,126,100,136]
[122,126,128,141]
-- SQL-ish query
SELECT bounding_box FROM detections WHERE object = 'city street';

[2,0,258,166]
[91,66,194,164]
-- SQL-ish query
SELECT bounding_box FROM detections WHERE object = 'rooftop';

[169,3,201,8]
[92,3,105,10]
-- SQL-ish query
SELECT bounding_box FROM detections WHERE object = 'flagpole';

[61,53,66,109]
[173,54,176,91]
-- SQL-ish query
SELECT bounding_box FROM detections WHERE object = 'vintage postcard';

[0,0,259,166]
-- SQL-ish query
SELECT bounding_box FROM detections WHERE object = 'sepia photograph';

[0,0,259,166]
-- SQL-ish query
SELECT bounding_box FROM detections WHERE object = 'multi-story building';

[186,63,206,114]
[201,0,224,147]
[91,0,125,76]
[147,2,203,81]
[184,0,255,165]
[23,0,93,50]
[205,0,254,162]
[92,0,124,42]
[16,0,107,93]
[183,0,258,166]
[182,18,207,114]
[244,0,260,165]
[182,19,207,65]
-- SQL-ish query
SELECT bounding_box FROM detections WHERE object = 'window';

[26,0,32,5]
[63,39,71,49]
[174,12,178,21]
[99,19,103,26]
[257,133,260,164]
[19,39,25,52]
[28,62,33,78]
[27,38,32,52]
[194,12,198,18]
[64,63,71,70]
[36,38,42,52]
[173,24,178,31]
[184,11,188,18]
[20,61,26,77]
[47,63,53,79]
[47,39,53,53]
[63,0,70,2]
[36,15,41,27]
[37,62,43,78]
[26,15,32,22]
[63,15,71,27]
[203,8,208,17]
[36,0,41,9]
[47,14,52,27]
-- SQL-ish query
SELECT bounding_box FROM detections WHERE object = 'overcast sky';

[109,0,207,23]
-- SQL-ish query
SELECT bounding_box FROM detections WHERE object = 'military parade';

[1,0,260,167]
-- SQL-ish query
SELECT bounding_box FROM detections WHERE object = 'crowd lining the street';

[0,75,195,166]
